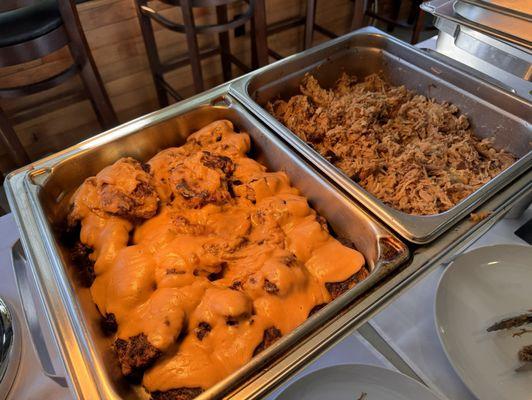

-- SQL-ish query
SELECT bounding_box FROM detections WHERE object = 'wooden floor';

[0,0,429,173]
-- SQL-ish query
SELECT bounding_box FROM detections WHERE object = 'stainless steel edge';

[431,19,532,101]
[421,0,532,51]
[459,0,532,21]
[225,170,532,399]
[229,27,532,243]
[421,48,518,95]
[5,86,410,400]
[453,1,532,49]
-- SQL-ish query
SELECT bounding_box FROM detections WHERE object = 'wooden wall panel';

[0,0,354,171]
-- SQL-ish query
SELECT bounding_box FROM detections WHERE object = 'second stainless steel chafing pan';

[229,27,532,243]
[4,89,409,400]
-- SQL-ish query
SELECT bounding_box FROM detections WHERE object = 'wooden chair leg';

[304,0,317,50]
[57,0,117,129]
[350,0,365,31]
[135,0,169,107]
[0,106,30,167]
[411,7,425,44]
[251,0,269,68]
[216,4,232,82]
[408,0,422,24]
[387,0,402,32]
[181,0,204,93]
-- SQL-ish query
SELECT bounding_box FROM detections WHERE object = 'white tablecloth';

[370,208,531,400]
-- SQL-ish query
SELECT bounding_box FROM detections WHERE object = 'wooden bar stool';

[350,0,433,44]
[254,0,338,60]
[135,0,269,107]
[0,0,117,170]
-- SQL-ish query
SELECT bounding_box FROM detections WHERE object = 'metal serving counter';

[4,27,532,400]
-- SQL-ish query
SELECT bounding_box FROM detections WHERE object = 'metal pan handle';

[10,240,68,387]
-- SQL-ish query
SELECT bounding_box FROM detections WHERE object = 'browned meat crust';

[114,334,162,378]
[518,345,532,362]
[325,267,370,300]
[101,313,118,336]
[70,242,95,287]
[194,322,212,341]
[200,151,234,175]
[174,180,232,209]
[486,313,532,332]
[151,388,204,400]
[470,211,492,222]
[268,73,516,215]
[253,327,282,356]
[263,279,280,294]
[308,303,327,317]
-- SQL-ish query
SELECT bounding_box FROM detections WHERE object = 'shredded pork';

[268,73,516,215]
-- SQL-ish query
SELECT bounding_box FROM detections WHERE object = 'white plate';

[435,244,532,400]
[275,364,442,400]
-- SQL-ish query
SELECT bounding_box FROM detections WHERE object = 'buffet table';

[2,29,531,400]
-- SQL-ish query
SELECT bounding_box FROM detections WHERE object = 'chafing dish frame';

[229,27,532,243]
[5,84,531,400]
[5,88,411,400]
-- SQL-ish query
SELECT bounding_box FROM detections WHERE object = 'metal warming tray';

[229,27,532,243]
[5,89,410,400]
[455,0,532,45]
[422,0,532,102]
[459,0,532,20]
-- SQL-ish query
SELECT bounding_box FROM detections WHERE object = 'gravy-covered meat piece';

[67,120,367,399]
[69,157,159,223]
[95,158,158,219]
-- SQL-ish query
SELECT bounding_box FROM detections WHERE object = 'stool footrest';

[0,63,78,99]
[141,3,254,35]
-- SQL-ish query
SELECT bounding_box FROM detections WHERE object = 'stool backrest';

[0,0,38,12]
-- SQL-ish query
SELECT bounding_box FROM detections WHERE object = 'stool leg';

[350,0,365,31]
[251,0,269,68]
[135,0,169,107]
[58,0,118,129]
[304,0,317,50]
[181,0,204,93]
[216,4,232,82]
[408,0,422,24]
[411,8,425,44]
[0,106,30,167]
[387,0,402,32]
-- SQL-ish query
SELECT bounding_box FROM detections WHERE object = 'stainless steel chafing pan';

[229,27,532,243]
[4,89,409,400]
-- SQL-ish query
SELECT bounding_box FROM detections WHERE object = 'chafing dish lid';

[460,0,532,21]
[454,0,532,46]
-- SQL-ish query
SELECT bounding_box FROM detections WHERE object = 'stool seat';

[0,0,117,172]
[0,0,88,48]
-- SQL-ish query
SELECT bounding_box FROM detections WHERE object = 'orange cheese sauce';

[69,120,365,394]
